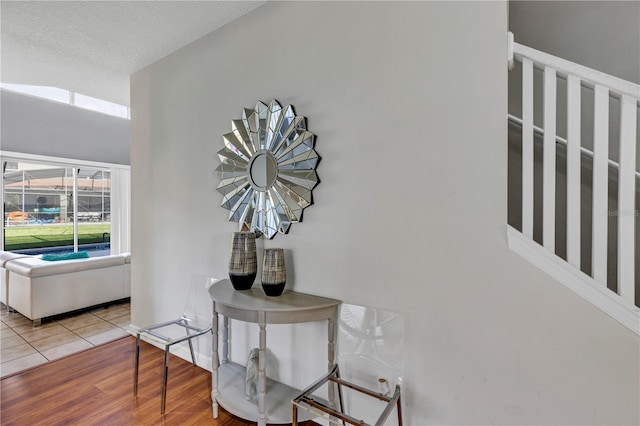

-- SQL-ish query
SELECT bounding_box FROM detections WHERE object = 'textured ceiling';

[0,1,266,106]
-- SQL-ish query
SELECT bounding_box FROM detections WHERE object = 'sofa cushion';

[5,255,125,278]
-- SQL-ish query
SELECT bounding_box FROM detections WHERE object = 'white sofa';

[1,251,30,310]
[1,252,131,326]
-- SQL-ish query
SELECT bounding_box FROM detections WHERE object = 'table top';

[209,279,340,313]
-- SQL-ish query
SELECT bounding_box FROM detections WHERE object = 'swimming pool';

[12,243,111,258]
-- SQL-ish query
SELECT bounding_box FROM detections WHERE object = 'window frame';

[1,151,130,255]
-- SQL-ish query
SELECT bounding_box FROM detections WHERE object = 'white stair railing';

[507,36,640,335]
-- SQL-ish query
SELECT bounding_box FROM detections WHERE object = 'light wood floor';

[0,336,316,425]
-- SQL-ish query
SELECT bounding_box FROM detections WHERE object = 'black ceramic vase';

[228,232,257,290]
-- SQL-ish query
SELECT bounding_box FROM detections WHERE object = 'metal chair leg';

[183,320,197,366]
[335,367,346,425]
[187,337,196,365]
[292,404,298,426]
[396,393,403,425]
[133,333,141,395]
[161,344,170,414]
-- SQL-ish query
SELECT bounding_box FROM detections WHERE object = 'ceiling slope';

[1,1,265,106]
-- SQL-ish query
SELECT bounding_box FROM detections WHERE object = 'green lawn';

[4,224,110,250]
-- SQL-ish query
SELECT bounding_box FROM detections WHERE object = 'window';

[0,83,130,119]
[3,160,111,256]
[74,94,129,118]
[0,83,70,104]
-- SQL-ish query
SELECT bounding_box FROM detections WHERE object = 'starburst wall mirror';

[215,100,319,239]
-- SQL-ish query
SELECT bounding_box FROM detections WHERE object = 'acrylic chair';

[133,276,226,414]
[292,303,404,426]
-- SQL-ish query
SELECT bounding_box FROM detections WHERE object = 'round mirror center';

[249,151,278,191]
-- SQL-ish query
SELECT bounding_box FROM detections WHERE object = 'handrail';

[507,114,640,179]
[513,42,640,100]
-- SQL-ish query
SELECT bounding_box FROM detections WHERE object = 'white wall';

[130,2,639,424]
[0,89,130,165]
[509,0,640,84]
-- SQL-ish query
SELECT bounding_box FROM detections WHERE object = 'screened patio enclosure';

[4,163,110,224]
[1,155,130,256]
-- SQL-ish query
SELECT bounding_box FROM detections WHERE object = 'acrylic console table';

[208,280,341,425]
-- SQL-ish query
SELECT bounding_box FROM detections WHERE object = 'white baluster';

[592,85,610,285]
[566,75,581,268]
[543,66,557,252]
[617,95,637,302]
[522,58,534,239]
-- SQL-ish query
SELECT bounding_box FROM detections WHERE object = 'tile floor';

[0,300,131,378]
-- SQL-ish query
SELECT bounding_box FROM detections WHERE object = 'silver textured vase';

[261,248,286,296]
